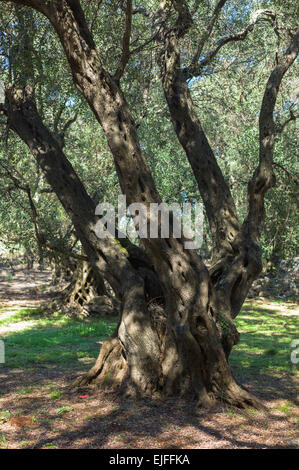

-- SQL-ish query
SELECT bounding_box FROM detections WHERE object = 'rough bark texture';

[159,2,299,322]
[3,83,165,398]
[160,33,240,261]
[54,260,117,317]
[2,0,298,408]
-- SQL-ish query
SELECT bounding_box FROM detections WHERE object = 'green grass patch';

[0,307,118,368]
[43,441,58,449]
[19,387,34,395]
[0,433,7,448]
[276,401,293,415]
[0,410,11,424]
[230,302,299,377]
[49,389,62,400]
[57,406,71,415]
[264,347,279,356]
[38,285,49,292]
[1,301,297,379]
[0,307,44,326]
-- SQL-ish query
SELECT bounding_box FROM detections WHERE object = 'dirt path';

[0,268,298,449]
[0,265,59,307]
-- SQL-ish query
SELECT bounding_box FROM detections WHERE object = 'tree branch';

[132,7,149,17]
[57,112,78,148]
[273,161,299,185]
[275,109,298,134]
[241,29,299,241]
[0,157,87,261]
[190,0,228,68]
[130,32,159,56]
[186,9,277,78]
[0,0,49,15]
[114,0,132,82]
[159,1,240,259]
[170,0,193,36]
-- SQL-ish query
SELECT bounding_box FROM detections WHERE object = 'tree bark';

[3,82,166,397]
[159,3,299,320]
[160,32,240,262]
[3,0,296,408]
[0,0,251,407]
[52,260,120,317]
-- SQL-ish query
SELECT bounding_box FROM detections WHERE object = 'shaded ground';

[0,265,60,308]
[0,267,298,449]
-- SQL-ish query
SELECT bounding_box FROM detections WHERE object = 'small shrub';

[50,390,62,400]
[57,406,71,415]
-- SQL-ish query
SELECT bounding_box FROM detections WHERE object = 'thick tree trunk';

[50,256,75,285]
[160,48,240,261]
[3,0,285,409]
[159,23,299,323]
[3,85,160,297]
[6,84,253,406]
[77,295,258,408]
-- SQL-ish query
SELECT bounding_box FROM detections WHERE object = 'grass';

[0,301,298,378]
[0,307,118,368]
[38,285,49,292]
[275,401,294,416]
[0,432,7,448]
[49,389,62,400]
[6,273,13,282]
[229,301,299,377]
[0,307,47,326]
[43,441,58,449]
[0,410,11,424]
[19,387,34,395]
[57,406,71,415]
[0,299,297,450]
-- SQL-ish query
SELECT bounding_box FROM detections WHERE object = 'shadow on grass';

[230,302,298,380]
[0,300,297,448]
[0,380,298,449]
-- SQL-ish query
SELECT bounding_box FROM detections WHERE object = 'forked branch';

[186,9,278,79]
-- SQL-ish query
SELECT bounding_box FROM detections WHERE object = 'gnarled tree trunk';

[5,78,254,408]
[2,0,298,409]
[57,260,119,317]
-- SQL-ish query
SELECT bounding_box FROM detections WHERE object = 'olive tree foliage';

[0,0,297,264]
[0,0,297,407]
[129,0,298,262]
[89,0,298,261]
[0,3,119,266]
[187,3,298,263]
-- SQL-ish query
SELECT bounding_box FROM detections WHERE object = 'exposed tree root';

[72,322,262,410]
[72,335,127,389]
[220,380,264,410]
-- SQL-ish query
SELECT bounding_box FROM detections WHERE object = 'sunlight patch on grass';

[0,308,118,368]
[230,302,299,377]
[0,307,47,326]
[1,300,297,378]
